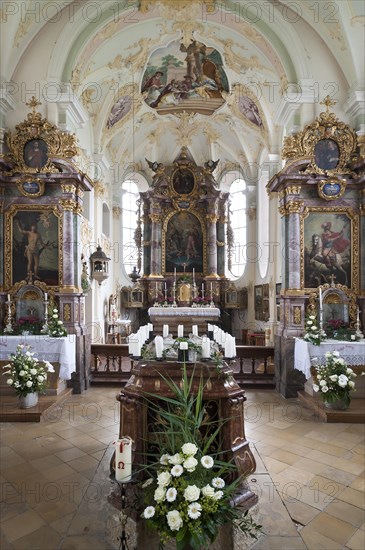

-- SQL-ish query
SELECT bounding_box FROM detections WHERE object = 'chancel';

[0,1,364,549]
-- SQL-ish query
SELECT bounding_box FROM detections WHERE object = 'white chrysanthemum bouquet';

[47,306,67,337]
[140,368,261,549]
[311,350,356,407]
[2,344,54,397]
[303,314,325,345]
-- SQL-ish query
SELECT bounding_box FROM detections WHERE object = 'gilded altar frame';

[300,206,358,293]
[5,204,63,289]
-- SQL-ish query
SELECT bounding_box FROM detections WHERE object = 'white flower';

[321,385,329,393]
[26,351,31,357]
[166,510,183,531]
[307,320,313,326]
[200,455,214,469]
[45,361,55,372]
[154,487,166,502]
[212,477,225,489]
[213,490,224,500]
[143,506,155,519]
[6,378,13,385]
[171,464,184,477]
[313,384,319,392]
[160,454,170,465]
[169,453,183,465]
[52,314,58,319]
[157,472,171,487]
[37,375,44,382]
[166,487,177,502]
[311,326,318,331]
[325,352,331,357]
[346,368,354,375]
[18,370,25,377]
[332,351,340,357]
[202,484,215,497]
[309,315,315,320]
[188,502,202,519]
[351,335,356,340]
[30,369,37,375]
[317,375,322,380]
[183,456,198,472]
[338,374,348,388]
[53,309,58,313]
[181,443,198,456]
[348,381,355,389]
[319,380,326,386]
[337,358,345,365]
[26,381,33,388]
[184,485,200,502]
[329,375,338,381]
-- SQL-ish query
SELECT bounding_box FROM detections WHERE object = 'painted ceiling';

[1,0,364,197]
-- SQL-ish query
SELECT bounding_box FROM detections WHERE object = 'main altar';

[148,306,220,335]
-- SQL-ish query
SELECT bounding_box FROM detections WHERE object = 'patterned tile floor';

[1,387,364,549]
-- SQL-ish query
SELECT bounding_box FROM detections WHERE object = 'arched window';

[227,178,247,279]
[121,180,140,273]
[258,170,270,278]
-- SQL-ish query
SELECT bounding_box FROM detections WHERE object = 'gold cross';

[26,96,42,113]
[320,95,337,113]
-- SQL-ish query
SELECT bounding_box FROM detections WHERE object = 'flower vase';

[19,392,38,409]
[324,398,349,410]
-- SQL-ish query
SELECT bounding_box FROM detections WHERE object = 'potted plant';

[139,367,261,549]
[311,350,357,409]
[2,344,55,408]
[15,316,42,335]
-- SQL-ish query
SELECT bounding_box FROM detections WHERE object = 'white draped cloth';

[148,307,220,318]
[0,335,76,379]
[294,337,365,379]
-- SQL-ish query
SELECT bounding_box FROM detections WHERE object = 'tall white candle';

[7,294,10,302]
[201,337,210,358]
[174,267,177,282]
[224,335,233,358]
[164,283,167,291]
[202,283,204,292]
[44,292,48,301]
[231,336,236,358]
[163,324,169,338]
[155,335,164,358]
[114,437,132,482]
[192,268,195,282]
[210,282,213,297]
[155,282,158,297]
[148,323,153,332]
[319,286,322,309]
[192,325,198,337]
[178,325,184,337]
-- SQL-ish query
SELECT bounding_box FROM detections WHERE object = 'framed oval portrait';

[18,178,45,198]
[172,168,195,195]
[23,139,48,169]
[314,138,339,170]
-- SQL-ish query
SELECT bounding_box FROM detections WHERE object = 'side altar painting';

[303,210,353,289]
[164,212,204,274]
[7,208,61,286]
[141,39,229,114]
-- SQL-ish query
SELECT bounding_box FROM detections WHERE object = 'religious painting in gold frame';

[5,205,63,288]
[171,167,195,195]
[301,207,358,292]
[163,210,205,275]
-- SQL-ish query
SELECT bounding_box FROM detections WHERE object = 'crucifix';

[329,273,336,287]
[320,95,337,113]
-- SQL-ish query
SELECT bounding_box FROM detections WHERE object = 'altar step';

[0,388,72,422]
[298,390,365,423]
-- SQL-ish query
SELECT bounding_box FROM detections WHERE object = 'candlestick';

[114,437,132,482]
[319,286,322,310]
[44,292,48,302]
[201,337,210,359]
[177,325,184,338]
[163,324,169,338]
[174,267,176,282]
[192,325,198,337]
[192,268,195,283]
[155,335,164,359]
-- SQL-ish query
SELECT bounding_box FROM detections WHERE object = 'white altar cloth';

[148,307,220,317]
[294,338,365,379]
[0,335,76,379]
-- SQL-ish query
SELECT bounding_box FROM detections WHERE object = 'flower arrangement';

[15,316,42,335]
[192,297,210,307]
[46,306,67,337]
[140,368,261,549]
[325,319,358,341]
[2,344,54,397]
[303,314,325,345]
[311,351,356,408]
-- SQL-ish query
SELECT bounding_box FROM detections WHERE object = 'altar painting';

[141,39,229,115]
[303,211,352,289]
[164,212,204,273]
[10,208,60,286]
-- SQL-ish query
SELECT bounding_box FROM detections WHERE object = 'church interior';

[0,1,364,549]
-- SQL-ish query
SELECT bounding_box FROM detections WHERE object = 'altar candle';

[201,337,210,358]
[148,323,153,332]
[164,283,167,291]
[177,325,184,337]
[155,335,164,358]
[201,283,204,292]
[231,336,236,358]
[163,324,169,338]
[319,287,322,310]
[114,437,132,482]
[179,341,188,350]
[7,294,10,302]
[192,268,195,282]
[224,335,233,358]
[174,268,177,282]
[192,325,198,337]
[210,282,213,298]
[155,282,158,297]
[44,292,48,301]
[128,334,136,355]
